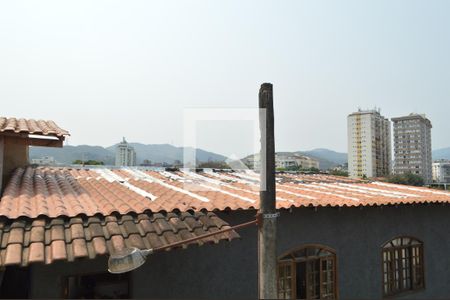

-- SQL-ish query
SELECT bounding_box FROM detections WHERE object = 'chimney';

[0,136,29,193]
[0,117,69,194]
[0,136,3,194]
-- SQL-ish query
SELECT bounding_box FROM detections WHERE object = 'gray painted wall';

[26,204,450,299]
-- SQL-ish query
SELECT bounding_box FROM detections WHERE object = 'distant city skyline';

[1,1,449,158]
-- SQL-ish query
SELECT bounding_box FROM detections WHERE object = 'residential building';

[4,117,450,299]
[243,153,261,170]
[3,167,450,298]
[139,159,152,166]
[275,153,320,170]
[115,137,136,166]
[392,113,433,183]
[246,153,320,170]
[31,156,56,165]
[432,159,450,183]
[332,162,348,172]
[347,109,391,178]
[276,154,298,169]
[293,154,320,169]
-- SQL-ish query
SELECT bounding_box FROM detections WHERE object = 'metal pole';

[258,83,277,299]
[152,219,258,252]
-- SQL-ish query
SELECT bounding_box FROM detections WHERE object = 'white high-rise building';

[347,109,391,179]
[392,114,433,183]
[115,137,136,166]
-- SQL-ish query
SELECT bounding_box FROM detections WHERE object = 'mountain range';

[29,143,226,165]
[29,144,450,169]
[295,148,347,170]
[432,147,450,160]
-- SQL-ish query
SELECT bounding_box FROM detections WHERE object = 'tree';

[197,161,230,169]
[385,173,424,186]
[329,169,349,177]
[285,165,300,171]
[72,159,104,165]
[305,167,320,173]
[276,166,320,173]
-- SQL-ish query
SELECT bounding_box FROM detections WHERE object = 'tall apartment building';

[432,160,450,183]
[115,137,136,166]
[347,109,391,178]
[392,114,432,183]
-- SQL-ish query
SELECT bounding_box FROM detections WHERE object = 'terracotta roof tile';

[30,226,45,243]
[0,117,69,137]
[2,166,450,221]
[70,223,85,240]
[0,211,237,267]
[50,240,67,261]
[28,242,45,263]
[72,239,89,258]
[4,243,22,266]
[92,237,107,255]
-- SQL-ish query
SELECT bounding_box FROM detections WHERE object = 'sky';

[1,0,449,158]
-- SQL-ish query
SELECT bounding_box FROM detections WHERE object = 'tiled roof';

[1,166,450,220]
[0,117,69,137]
[0,211,237,267]
[1,166,449,267]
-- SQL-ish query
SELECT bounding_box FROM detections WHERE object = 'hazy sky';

[1,1,449,158]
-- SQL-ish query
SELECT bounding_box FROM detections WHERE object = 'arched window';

[382,236,424,297]
[277,245,337,300]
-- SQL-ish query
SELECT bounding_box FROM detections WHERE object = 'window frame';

[381,236,425,298]
[277,244,339,300]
